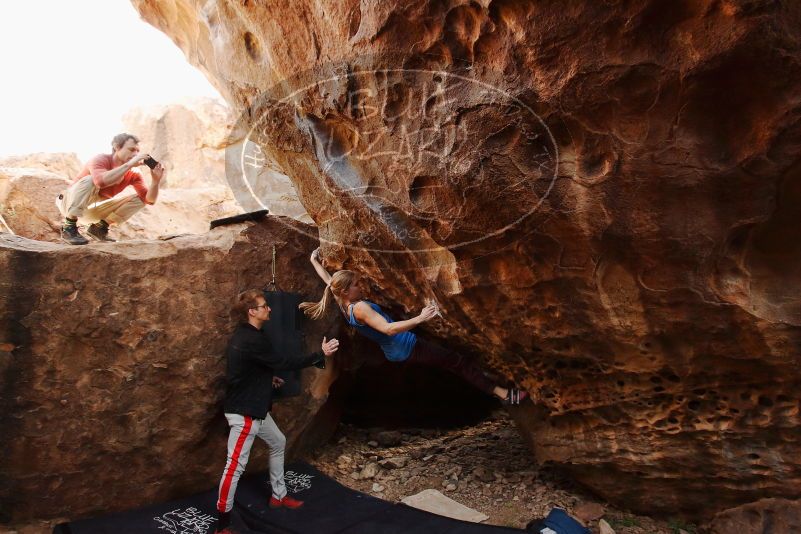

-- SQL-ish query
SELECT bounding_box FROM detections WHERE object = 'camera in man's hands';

[143,155,159,169]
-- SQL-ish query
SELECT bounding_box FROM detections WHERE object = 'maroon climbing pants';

[407,339,496,396]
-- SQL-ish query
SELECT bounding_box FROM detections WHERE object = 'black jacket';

[223,323,325,419]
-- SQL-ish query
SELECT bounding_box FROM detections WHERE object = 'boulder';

[0,166,69,241]
[0,216,344,523]
[130,0,801,519]
[0,152,82,179]
[707,498,801,534]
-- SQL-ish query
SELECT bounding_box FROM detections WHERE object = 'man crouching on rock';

[56,133,164,244]
[215,289,339,534]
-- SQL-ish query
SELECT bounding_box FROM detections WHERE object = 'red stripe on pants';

[217,415,253,512]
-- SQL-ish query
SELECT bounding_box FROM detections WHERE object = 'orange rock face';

[129,0,800,519]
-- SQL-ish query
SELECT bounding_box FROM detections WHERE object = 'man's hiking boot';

[87,223,116,242]
[61,224,89,245]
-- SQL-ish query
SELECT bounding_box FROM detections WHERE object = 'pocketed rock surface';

[308,411,685,534]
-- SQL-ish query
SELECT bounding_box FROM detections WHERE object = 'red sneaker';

[269,495,305,509]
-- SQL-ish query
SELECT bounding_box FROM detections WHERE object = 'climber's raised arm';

[309,247,332,285]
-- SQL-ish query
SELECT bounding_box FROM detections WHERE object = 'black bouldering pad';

[237,463,526,534]
[51,490,254,534]
[209,209,269,229]
[235,463,390,533]
[52,462,528,534]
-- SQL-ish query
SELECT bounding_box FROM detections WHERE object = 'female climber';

[300,248,528,405]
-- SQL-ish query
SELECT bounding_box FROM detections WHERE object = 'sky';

[0,0,222,161]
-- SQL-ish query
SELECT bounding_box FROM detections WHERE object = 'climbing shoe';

[502,388,529,405]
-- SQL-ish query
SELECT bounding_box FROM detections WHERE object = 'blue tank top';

[345,301,417,362]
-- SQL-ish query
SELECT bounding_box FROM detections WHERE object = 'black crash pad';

[52,489,255,534]
[237,463,526,534]
[53,462,528,534]
[209,209,269,229]
[235,463,391,533]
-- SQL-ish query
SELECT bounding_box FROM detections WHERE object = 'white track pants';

[216,413,287,513]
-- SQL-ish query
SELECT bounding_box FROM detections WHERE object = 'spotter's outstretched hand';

[322,336,339,356]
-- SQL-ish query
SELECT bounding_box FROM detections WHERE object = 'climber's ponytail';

[300,270,359,320]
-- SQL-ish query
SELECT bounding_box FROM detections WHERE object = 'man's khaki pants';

[56,175,146,224]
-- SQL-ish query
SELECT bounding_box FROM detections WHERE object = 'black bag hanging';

[261,245,306,400]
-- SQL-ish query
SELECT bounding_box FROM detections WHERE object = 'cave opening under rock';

[330,357,502,429]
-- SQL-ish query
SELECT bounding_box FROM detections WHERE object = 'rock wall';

[0,217,343,523]
[130,0,801,519]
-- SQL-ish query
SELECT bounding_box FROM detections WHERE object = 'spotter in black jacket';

[223,322,325,418]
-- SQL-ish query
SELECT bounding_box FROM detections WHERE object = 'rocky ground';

[305,411,698,534]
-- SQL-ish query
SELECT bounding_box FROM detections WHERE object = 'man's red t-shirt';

[73,154,151,204]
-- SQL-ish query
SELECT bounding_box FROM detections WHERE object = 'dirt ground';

[304,410,699,534]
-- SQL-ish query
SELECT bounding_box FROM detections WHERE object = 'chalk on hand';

[426,298,443,318]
